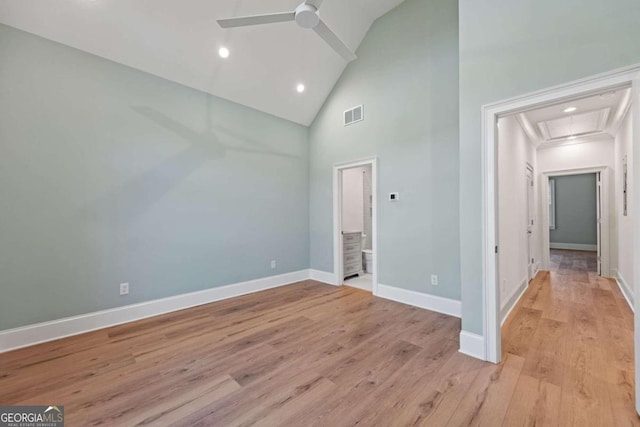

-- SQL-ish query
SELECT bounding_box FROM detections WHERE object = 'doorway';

[481,64,640,375]
[544,170,606,277]
[333,157,378,294]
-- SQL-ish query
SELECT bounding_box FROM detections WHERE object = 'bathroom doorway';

[333,158,378,293]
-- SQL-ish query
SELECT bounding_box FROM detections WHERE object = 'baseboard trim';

[550,242,597,251]
[377,284,461,318]
[309,269,338,286]
[0,269,310,353]
[459,330,486,360]
[615,271,634,312]
[500,276,529,326]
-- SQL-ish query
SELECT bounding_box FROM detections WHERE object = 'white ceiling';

[516,88,631,147]
[0,0,405,125]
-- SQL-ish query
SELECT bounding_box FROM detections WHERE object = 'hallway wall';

[497,115,537,319]
[614,112,635,303]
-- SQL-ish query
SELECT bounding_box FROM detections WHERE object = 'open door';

[596,172,602,276]
[632,75,640,416]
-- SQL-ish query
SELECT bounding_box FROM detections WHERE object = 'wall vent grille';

[344,105,364,126]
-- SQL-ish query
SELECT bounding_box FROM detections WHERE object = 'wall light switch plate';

[431,275,438,286]
[119,283,129,295]
[271,260,277,269]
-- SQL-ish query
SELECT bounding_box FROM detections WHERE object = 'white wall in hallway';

[497,115,538,316]
[614,112,634,302]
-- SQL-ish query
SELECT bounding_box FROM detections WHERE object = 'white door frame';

[526,163,535,281]
[540,167,609,277]
[481,63,640,365]
[333,157,378,294]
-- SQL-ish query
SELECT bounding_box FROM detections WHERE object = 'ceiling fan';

[217,0,357,62]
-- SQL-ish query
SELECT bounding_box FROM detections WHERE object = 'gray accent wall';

[459,0,640,334]
[550,174,597,245]
[309,0,460,299]
[0,24,310,330]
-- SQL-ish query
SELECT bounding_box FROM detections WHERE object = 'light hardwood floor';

[0,251,636,426]
[502,249,638,426]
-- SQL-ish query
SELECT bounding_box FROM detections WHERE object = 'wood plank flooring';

[502,249,638,426]
[0,250,636,426]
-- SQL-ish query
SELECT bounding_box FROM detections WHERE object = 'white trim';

[309,269,338,285]
[459,331,485,360]
[481,63,640,364]
[549,243,598,251]
[333,157,378,295]
[616,271,635,311]
[500,276,528,326]
[0,269,310,353]
[376,283,461,317]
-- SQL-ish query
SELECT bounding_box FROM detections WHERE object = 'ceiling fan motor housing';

[295,3,320,28]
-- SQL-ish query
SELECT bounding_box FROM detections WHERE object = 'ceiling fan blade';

[217,12,295,28]
[313,19,357,62]
[305,0,324,9]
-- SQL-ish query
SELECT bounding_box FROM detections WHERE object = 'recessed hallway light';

[218,47,230,58]
[563,106,577,113]
[296,83,305,93]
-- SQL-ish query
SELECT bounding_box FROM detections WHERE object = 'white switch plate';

[119,282,129,295]
[271,260,277,269]
[431,275,438,286]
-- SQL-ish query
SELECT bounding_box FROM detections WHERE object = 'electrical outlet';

[431,275,438,286]
[271,260,277,269]
[119,282,129,296]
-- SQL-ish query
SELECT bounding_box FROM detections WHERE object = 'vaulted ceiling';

[0,0,405,125]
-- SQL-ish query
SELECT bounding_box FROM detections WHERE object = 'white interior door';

[526,166,535,280]
[596,172,602,276]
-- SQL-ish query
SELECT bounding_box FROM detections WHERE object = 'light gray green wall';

[309,0,460,299]
[550,174,597,245]
[459,0,640,334]
[0,24,310,330]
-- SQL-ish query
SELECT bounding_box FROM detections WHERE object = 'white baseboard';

[376,284,461,318]
[309,269,338,286]
[550,242,597,251]
[0,269,310,353]
[500,276,528,326]
[615,271,634,312]
[459,330,486,360]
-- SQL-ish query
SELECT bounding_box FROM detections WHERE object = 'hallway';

[502,249,637,425]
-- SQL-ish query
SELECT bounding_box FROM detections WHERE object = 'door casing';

[479,63,640,369]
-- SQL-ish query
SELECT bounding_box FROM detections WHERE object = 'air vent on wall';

[344,105,364,126]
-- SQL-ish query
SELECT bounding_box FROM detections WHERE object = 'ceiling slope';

[0,0,405,125]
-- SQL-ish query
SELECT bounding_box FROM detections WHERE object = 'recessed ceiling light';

[218,47,230,58]
[563,106,577,113]
[296,83,305,93]
[567,135,577,140]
